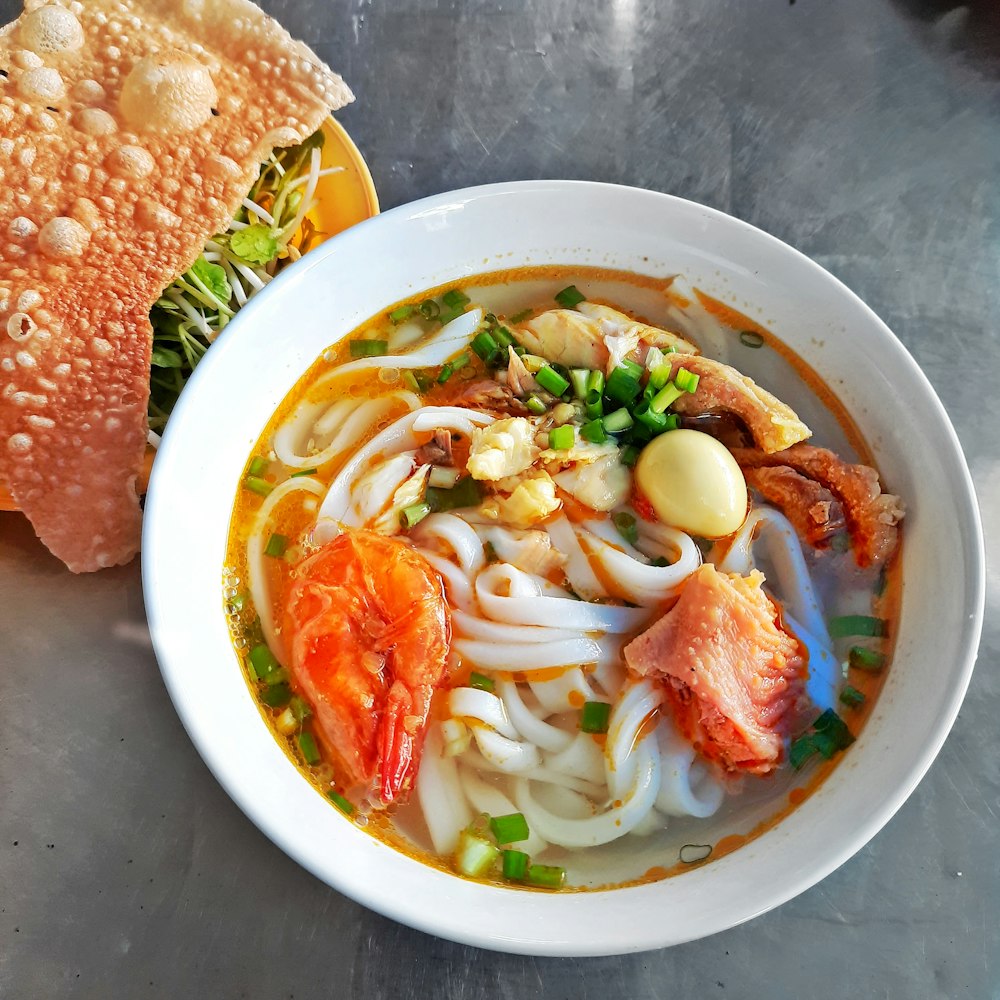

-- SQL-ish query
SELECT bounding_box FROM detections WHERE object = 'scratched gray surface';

[1,0,998,997]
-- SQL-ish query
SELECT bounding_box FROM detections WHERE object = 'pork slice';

[732,444,904,567]
[667,355,812,454]
[742,465,845,545]
[624,563,807,775]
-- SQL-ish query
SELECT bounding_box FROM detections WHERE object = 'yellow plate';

[0,117,378,514]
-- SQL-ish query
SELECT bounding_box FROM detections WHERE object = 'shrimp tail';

[378,680,421,803]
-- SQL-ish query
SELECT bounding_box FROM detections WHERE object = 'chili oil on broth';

[224,264,901,891]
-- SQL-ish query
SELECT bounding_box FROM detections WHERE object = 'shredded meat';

[415,429,454,466]
[667,355,812,453]
[456,380,528,417]
[731,444,905,567]
[742,466,845,546]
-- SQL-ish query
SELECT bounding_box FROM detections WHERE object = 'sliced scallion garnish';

[612,511,639,546]
[297,731,321,766]
[525,863,566,889]
[243,475,273,497]
[502,849,529,880]
[602,407,634,434]
[548,425,575,450]
[580,700,612,734]
[247,456,268,476]
[469,672,495,693]
[349,338,388,358]
[536,365,570,396]
[400,502,431,529]
[848,646,886,671]
[489,812,530,845]
[327,790,355,815]
[839,685,866,708]
[554,285,585,309]
[829,615,886,638]
[264,533,288,558]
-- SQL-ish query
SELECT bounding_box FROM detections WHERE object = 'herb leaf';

[230,223,279,265]
[150,346,183,368]
[188,257,231,303]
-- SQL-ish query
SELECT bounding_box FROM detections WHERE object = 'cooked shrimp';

[283,530,451,804]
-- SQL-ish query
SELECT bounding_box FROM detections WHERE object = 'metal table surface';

[1,0,997,996]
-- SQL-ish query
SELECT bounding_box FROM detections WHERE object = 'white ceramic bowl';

[143,181,985,956]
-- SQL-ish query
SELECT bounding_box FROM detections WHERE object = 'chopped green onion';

[634,400,669,431]
[621,444,641,467]
[494,326,517,349]
[261,682,292,708]
[489,812,530,844]
[290,467,318,478]
[248,456,268,477]
[605,366,641,405]
[513,345,526,357]
[580,700,612,734]
[584,390,604,420]
[455,830,500,878]
[484,541,499,564]
[349,339,388,358]
[509,308,532,324]
[437,306,464,326]
[403,370,431,394]
[290,696,312,721]
[811,708,856,758]
[619,359,644,380]
[602,407,634,434]
[663,413,681,431]
[536,365,570,396]
[739,330,764,349]
[612,511,639,546]
[875,566,889,598]
[327,790,355,816]
[580,418,607,444]
[502,849,529,880]
[569,369,590,399]
[525,394,548,416]
[229,593,246,611]
[586,369,606,396]
[650,382,683,414]
[243,475,273,497]
[426,476,482,512]
[839,685,866,708]
[400,502,431,528]
[248,643,280,681]
[419,299,440,320]
[450,352,471,372]
[649,363,673,390]
[548,425,575,450]
[471,330,499,363]
[555,285,585,309]
[791,708,855,770]
[428,466,462,489]
[442,288,470,310]
[469,672,495,693]
[437,363,454,384]
[848,646,886,672]
[388,304,415,324]
[674,367,700,393]
[649,556,669,567]
[525,864,566,889]
[790,734,818,770]
[297,731,321,765]
[829,615,886,638]
[264,533,288,558]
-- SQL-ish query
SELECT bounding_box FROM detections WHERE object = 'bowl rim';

[143,179,986,955]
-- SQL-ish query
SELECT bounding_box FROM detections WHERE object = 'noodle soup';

[224,266,903,890]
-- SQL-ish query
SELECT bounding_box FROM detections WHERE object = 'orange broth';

[223,265,901,891]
